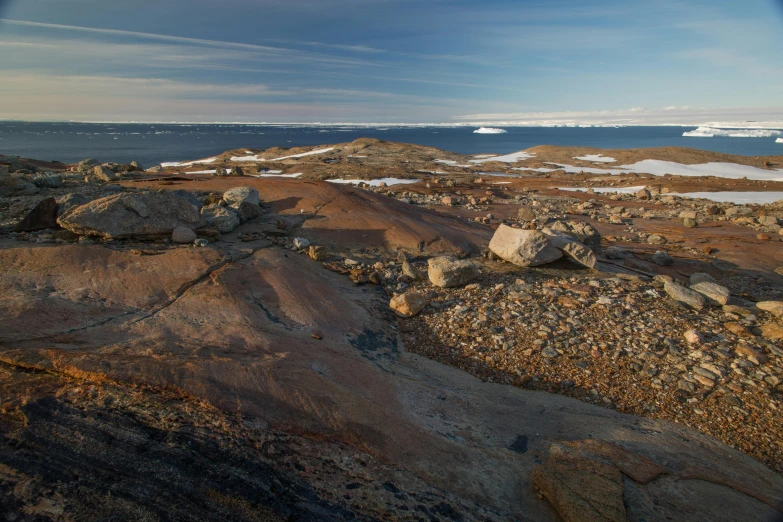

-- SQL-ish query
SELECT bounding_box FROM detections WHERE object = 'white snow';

[559,186,647,195]
[469,150,536,164]
[473,127,507,134]
[683,126,783,138]
[574,154,616,163]
[434,160,473,167]
[670,192,783,204]
[186,170,217,175]
[492,182,513,184]
[472,154,496,159]
[517,160,783,181]
[161,157,218,167]
[231,147,335,162]
[327,178,420,187]
[252,172,303,178]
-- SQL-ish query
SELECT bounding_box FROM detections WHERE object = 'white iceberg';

[777,138,783,144]
[683,126,782,138]
[473,127,507,134]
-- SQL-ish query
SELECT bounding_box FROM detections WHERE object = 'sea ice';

[777,138,783,144]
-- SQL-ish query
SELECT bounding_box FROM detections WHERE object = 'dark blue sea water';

[1,122,781,167]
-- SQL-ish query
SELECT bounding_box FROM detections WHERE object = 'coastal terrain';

[1,138,783,521]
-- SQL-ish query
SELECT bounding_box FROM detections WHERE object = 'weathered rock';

[636,187,651,200]
[76,158,100,173]
[58,192,201,239]
[760,323,783,341]
[725,206,753,218]
[32,173,63,188]
[56,193,92,217]
[759,215,780,226]
[517,206,536,221]
[549,220,601,252]
[200,205,239,233]
[756,301,783,318]
[664,281,706,310]
[603,246,626,260]
[691,281,730,306]
[684,329,703,345]
[402,258,427,280]
[170,190,203,211]
[308,245,327,261]
[647,234,667,245]
[172,226,197,244]
[222,186,260,207]
[92,165,119,182]
[683,217,698,228]
[690,272,716,285]
[232,201,263,222]
[532,450,626,522]
[427,256,479,288]
[14,197,59,232]
[0,177,39,196]
[560,242,596,268]
[390,292,427,318]
[293,237,310,249]
[489,225,563,267]
[652,251,673,266]
[130,160,143,171]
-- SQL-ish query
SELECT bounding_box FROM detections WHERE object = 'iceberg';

[473,127,507,134]
[683,126,782,138]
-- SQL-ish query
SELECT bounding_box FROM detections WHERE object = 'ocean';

[1,121,781,168]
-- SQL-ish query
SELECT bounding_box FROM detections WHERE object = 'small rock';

[517,206,536,221]
[689,272,716,285]
[172,226,197,244]
[652,251,673,266]
[760,322,783,341]
[222,186,260,207]
[489,225,563,267]
[664,282,706,310]
[683,218,697,228]
[390,292,427,318]
[684,329,703,345]
[194,238,209,247]
[756,301,783,318]
[647,234,667,245]
[691,281,730,306]
[309,245,328,261]
[200,205,239,233]
[427,256,479,288]
[293,237,311,249]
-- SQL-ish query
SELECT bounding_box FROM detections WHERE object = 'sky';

[0,0,782,124]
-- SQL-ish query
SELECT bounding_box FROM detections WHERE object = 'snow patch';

[161,157,218,167]
[253,172,302,178]
[574,154,616,163]
[434,160,473,167]
[518,160,783,181]
[559,186,647,195]
[473,127,507,134]
[671,191,783,204]
[469,150,536,163]
[327,178,420,187]
[231,147,335,162]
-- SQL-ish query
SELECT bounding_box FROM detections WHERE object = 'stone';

[542,229,596,268]
[232,166,245,177]
[222,186,260,207]
[683,217,698,228]
[441,196,457,206]
[92,165,119,182]
[402,259,427,280]
[691,281,730,305]
[32,173,63,188]
[489,225,563,267]
[215,167,228,177]
[664,282,706,310]
[58,192,202,239]
[56,193,92,217]
[757,233,770,241]
[232,201,263,222]
[172,226,197,244]
[170,190,203,210]
[652,251,673,266]
[293,237,311,249]
[200,205,239,234]
[541,347,559,358]
[549,220,601,252]
[725,206,753,218]
[427,256,479,288]
[0,177,39,196]
[679,210,698,219]
[636,187,651,200]
[690,272,716,285]
[736,344,767,364]
[309,245,327,261]
[14,197,59,232]
[756,301,783,318]
[760,323,783,341]
[647,234,667,245]
[390,292,427,318]
[684,329,703,345]
[759,215,780,226]
[130,160,143,171]
[517,206,536,221]
[532,451,626,522]
[725,322,753,337]
[194,238,209,247]
[76,158,100,172]
[603,246,626,260]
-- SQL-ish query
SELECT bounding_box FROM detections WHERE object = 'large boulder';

[200,205,240,233]
[91,165,119,182]
[664,281,706,310]
[14,197,59,232]
[489,225,562,267]
[427,256,479,288]
[542,228,596,268]
[56,193,93,217]
[172,226,197,244]
[0,177,39,196]
[57,192,201,239]
[549,220,601,253]
[32,173,63,188]
[223,187,260,207]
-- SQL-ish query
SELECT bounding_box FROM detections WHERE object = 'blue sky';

[1,0,782,123]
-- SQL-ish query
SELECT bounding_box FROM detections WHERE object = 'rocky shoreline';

[1,140,782,520]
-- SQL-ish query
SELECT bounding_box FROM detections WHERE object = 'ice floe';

[327,178,420,187]
[574,154,616,163]
[473,127,507,134]
[683,126,783,138]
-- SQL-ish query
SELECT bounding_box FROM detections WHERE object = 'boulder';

[691,281,730,306]
[636,187,651,200]
[58,192,201,239]
[427,256,479,288]
[200,205,240,233]
[759,215,780,226]
[92,165,119,182]
[683,217,698,228]
[549,220,601,252]
[308,245,328,261]
[172,226,197,244]
[690,272,716,285]
[232,201,263,222]
[652,251,673,266]
[170,190,203,210]
[293,237,311,249]
[0,177,39,196]
[760,323,783,341]
[76,158,100,173]
[756,301,783,318]
[56,193,93,217]
[390,292,427,318]
[517,206,536,221]
[664,282,706,310]
[489,225,562,267]
[14,197,59,232]
[542,228,595,268]
[222,187,260,207]
[32,173,63,188]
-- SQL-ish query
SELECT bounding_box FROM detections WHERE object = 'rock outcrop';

[57,192,201,238]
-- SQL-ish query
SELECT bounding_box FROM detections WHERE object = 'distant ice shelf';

[683,126,783,138]
[473,127,507,134]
